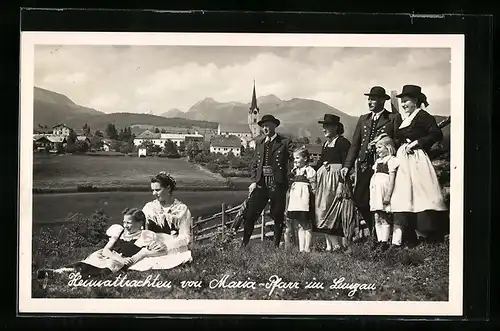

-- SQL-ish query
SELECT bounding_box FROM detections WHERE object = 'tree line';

[40,123,137,154]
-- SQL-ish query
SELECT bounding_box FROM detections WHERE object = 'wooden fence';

[191,202,275,246]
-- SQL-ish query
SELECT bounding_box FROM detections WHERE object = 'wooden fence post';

[221,203,226,236]
[193,216,201,245]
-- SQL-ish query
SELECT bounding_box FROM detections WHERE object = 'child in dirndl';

[285,146,317,252]
[369,133,400,251]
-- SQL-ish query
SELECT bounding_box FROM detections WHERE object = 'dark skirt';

[313,163,345,237]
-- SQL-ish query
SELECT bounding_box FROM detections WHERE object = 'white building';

[53,124,71,137]
[138,147,147,157]
[210,135,242,157]
[217,123,254,147]
[133,130,204,147]
[101,139,112,152]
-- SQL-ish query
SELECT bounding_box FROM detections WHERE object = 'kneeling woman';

[40,208,169,279]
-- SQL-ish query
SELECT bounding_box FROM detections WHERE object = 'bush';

[32,210,110,269]
[220,168,251,178]
[205,162,220,173]
[64,210,110,248]
[76,184,99,192]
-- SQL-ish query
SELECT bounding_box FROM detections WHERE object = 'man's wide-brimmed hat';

[364,86,391,100]
[318,114,341,125]
[257,114,280,127]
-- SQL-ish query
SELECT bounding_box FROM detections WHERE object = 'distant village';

[32,83,324,162]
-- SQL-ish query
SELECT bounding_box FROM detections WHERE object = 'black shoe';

[37,269,50,279]
[386,244,402,252]
[405,238,422,249]
[380,242,391,252]
[370,241,382,251]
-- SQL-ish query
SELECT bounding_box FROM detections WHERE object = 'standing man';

[340,86,402,236]
[242,114,295,248]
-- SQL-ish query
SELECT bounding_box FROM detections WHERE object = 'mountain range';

[33,87,449,141]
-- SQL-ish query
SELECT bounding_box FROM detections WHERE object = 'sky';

[34,45,452,116]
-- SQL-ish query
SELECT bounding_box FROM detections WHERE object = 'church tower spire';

[248,80,260,138]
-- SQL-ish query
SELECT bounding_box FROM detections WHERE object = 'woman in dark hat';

[390,85,447,247]
[312,114,352,251]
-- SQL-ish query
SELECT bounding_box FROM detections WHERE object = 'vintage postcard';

[19,32,464,316]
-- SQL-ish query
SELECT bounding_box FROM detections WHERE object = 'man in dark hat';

[242,114,295,248]
[340,86,403,238]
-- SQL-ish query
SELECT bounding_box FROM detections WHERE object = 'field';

[33,153,229,190]
[33,236,449,301]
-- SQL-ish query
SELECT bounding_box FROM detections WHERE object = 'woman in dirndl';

[313,114,352,251]
[391,85,447,245]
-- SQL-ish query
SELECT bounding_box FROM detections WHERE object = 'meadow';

[33,229,449,301]
[33,153,229,190]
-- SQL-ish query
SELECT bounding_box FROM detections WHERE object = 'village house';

[33,135,52,152]
[52,123,72,137]
[133,130,204,148]
[76,135,92,148]
[217,123,254,147]
[34,135,67,153]
[101,139,112,152]
[210,135,242,157]
[138,147,147,157]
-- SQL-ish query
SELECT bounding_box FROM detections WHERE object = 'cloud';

[34,45,451,116]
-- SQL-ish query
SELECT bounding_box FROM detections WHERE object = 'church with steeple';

[248,80,261,138]
[215,81,261,150]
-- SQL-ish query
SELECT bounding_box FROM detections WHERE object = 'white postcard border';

[19,32,465,316]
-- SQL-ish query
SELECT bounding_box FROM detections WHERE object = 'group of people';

[39,84,448,280]
[241,84,448,253]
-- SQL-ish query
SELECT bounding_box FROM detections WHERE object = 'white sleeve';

[168,204,193,249]
[134,230,156,248]
[306,166,316,180]
[388,157,400,172]
[105,224,123,239]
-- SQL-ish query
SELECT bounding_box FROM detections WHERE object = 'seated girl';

[38,207,191,279]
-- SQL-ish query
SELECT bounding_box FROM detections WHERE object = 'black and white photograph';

[19,32,464,316]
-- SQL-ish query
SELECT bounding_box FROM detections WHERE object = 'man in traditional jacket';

[242,114,295,248]
[340,86,403,235]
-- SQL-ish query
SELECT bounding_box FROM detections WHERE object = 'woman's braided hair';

[151,171,177,191]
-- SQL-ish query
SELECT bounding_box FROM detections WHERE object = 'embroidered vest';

[263,139,273,166]
[375,162,389,174]
[366,115,380,164]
